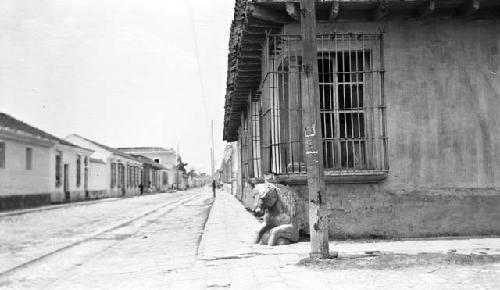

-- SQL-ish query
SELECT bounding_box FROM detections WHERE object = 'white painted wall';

[49,145,92,202]
[88,161,108,192]
[65,135,112,161]
[0,138,52,195]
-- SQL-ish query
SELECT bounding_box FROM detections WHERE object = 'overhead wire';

[185,0,215,174]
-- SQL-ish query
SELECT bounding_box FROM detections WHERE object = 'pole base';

[309,250,339,259]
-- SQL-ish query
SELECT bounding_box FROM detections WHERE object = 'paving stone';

[2,188,500,289]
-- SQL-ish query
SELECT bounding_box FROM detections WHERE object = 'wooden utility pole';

[210,120,215,178]
[300,0,330,259]
[210,120,216,197]
[176,142,180,191]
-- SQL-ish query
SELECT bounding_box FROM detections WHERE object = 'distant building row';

[0,112,190,210]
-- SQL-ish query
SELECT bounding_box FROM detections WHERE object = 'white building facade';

[66,134,143,198]
[0,113,92,209]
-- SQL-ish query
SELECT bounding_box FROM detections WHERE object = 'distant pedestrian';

[212,180,216,198]
[139,183,144,195]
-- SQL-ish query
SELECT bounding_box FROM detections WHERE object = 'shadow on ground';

[298,252,500,270]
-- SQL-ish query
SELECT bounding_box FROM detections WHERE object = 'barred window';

[0,142,5,169]
[118,164,124,187]
[111,163,117,188]
[238,112,250,180]
[162,172,168,185]
[76,155,81,187]
[55,151,62,187]
[26,147,32,170]
[152,170,158,187]
[260,33,388,176]
[319,50,371,170]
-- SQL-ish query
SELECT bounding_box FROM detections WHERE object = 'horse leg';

[254,224,269,244]
[267,224,299,246]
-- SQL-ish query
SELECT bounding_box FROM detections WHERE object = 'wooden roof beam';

[248,4,293,24]
[285,3,301,22]
[237,66,261,72]
[236,68,261,73]
[237,59,261,65]
[329,1,340,21]
[241,38,266,45]
[246,21,282,29]
[237,72,261,77]
[456,0,480,18]
[235,80,258,85]
[240,50,261,58]
[415,0,435,19]
[235,84,258,89]
[372,0,389,21]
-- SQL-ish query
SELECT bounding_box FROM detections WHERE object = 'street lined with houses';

[0,188,210,287]
[0,112,207,212]
[2,0,500,288]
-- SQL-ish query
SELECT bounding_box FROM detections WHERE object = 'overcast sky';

[0,0,234,173]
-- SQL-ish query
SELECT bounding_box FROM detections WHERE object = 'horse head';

[252,183,278,217]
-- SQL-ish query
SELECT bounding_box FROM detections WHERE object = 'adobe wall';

[291,184,500,239]
[238,19,500,239]
[284,19,500,189]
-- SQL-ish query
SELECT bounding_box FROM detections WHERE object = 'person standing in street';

[212,180,216,198]
[139,183,144,195]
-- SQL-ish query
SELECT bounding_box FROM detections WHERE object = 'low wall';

[239,183,500,239]
[0,194,51,210]
[51,190,88,203]
[87,190,106,199]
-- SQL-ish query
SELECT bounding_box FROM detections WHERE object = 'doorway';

[84,167,89,198]
[64,164,70,201]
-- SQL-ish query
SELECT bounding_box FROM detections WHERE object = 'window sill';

[268,170,388,185]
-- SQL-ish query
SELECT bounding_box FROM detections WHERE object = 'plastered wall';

[0,139,51,195]
[241,19,500,239]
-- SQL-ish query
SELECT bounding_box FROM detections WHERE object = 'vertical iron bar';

[380,33,388,171]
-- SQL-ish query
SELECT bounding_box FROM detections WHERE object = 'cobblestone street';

[193,190,500,290]
[2,188,500,289]
[0,188,213,289]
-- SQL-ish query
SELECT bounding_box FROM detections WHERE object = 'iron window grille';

[260,33,388,175]
[55,151,62,187]
[118,163,125,187]
[26,147,32,170]
[0,142,5,169]
[162,172,168,185]
[111,163,117,188]
[239,100,263,180]
[76,155,81,187]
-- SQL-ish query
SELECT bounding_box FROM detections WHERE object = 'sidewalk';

[178,190,500,289]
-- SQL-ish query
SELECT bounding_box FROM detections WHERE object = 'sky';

[0,0,234,174]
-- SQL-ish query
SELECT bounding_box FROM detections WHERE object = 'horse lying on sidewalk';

[252,182,300,246]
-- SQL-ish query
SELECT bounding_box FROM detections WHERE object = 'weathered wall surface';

[284,19,500,189]
[230,141,241,198]
[88,161,108,193]
[250,19,500,239]
[0,139,51,195]
[49,146,90,203]
[292,184,500,239]
[0,139,52,209]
